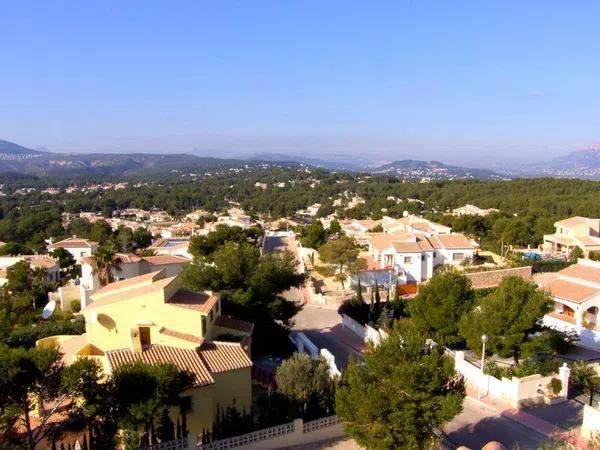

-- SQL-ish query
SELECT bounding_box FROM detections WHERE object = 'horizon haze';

[2,1,600,166]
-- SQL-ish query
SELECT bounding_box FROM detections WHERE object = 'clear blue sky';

[1,1,600,165]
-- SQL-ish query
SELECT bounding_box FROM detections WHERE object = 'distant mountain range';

[0,139,304,177]
[5,138,600,180]
[511,148,600,179]
[370,159,505,180]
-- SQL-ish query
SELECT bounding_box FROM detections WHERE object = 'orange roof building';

[37,270,253,435]
[538,258,600,349]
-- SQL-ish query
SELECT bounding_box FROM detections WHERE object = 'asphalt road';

[444,398,548,449]
[292,304,363,369]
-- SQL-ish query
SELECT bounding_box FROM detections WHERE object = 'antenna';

[42,300,56,319]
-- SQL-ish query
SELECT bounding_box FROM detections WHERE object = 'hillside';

[518,148,600,179]
[370,159,504,180]
[0,139,306,177]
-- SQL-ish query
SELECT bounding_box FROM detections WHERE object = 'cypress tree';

[356,278,364,303]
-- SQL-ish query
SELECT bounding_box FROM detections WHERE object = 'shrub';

[70,299,81,313]
[484,357,560,379]
[547,378,562,397]
[6,318,86,348]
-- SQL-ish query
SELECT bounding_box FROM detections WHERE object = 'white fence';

[453,351,570,408]
[198,416,342,450]
[148,435,194,450]
[582,404,600,440]
[341,313,387,346]
[290,332,341,377]
[290,331,319,358]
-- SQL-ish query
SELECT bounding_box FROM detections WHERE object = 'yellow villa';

[38,270,254,435]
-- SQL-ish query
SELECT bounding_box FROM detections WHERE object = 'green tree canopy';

[408,269,475,346]
[336,319,465,450]
[459,276,552,364]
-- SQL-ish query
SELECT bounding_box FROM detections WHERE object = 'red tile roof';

[559,263,600,285]
[542,279,600,304]
[159,327,204,344]
[106,344,214,386]
[167,288,218,313]
[199,341,252,373]
[466,266,533,289]
[48,237,98,249]
[143,255,190,265]
[213,315,254,334]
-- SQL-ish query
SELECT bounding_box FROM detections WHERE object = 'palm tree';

[93,245,121,287]
[571,361,600,405]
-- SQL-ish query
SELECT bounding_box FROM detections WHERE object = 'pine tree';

[356,278,364,303]
[176,418,182,439]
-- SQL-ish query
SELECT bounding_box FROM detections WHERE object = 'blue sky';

[1,1,600,165]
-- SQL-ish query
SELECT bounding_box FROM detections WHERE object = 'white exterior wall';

[393,252,422,282]
[64,246,95,261]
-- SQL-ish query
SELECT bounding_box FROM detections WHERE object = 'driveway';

[292,304,364,369]
[444,398,548,449]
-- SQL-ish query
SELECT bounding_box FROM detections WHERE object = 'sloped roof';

[198,341,252,373]
[213,315,254,334]
[88,271,171,308]
[560,263,600,285]
[433,234,473,249]
[159,327,204,345]
[542,278,600,304]
[48,236,98,249]
[143,255,190,265]
[106,345,214,386]
[167,288,218,313]
[555,216,591,227]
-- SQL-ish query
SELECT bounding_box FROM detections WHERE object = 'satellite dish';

[42,300,56,319]
[402,210,409,217]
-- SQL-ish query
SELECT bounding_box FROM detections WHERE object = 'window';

[209,309,214,323]
[201,316,207,336]
[452,253,465,261]
[403,256,412,264]
[139,327,151,346]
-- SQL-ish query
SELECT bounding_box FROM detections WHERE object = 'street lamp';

[480,334,489,372]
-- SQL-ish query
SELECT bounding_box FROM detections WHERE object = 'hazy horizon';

[2,1,600,166]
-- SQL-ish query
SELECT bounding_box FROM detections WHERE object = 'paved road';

[444,398,548,449]
[292,304,363,368]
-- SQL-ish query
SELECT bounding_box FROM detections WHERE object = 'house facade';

[539,258,600,349]
[47,236,99,262]
[368,231,474,282]
[79,253,189,308]
[543,216,600,257]
[38,270,253,435]
[452,204,499,216]
[0,255,60,286]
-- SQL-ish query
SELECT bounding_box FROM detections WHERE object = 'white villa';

[539,258,600,349]
[543,216,600,257]
[368,231,475,282]
[452,204,499,217]
[79,252,188,308]
[381,215,451,236]
[47,236,98,262]
[0,255,60,286]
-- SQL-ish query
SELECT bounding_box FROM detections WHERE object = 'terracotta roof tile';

[167,288,218,313]
[48,237,98,249]
[466,266,533,289]
[434,234,473,249]
[213,315,254,334]
[106,345,214,386]
[159,327,204,344]
[198,341,252,373]
[542,278,600,304]
[559,264,600,285]
[555,216,591,227]
[143,255,190,265]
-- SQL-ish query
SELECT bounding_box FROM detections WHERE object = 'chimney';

[130,328,142,353]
